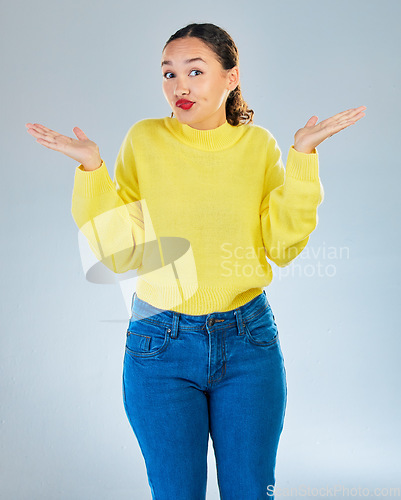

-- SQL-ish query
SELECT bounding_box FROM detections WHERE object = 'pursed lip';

[176,99,195,106]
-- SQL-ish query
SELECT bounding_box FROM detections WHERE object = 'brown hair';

[163,23,254,126]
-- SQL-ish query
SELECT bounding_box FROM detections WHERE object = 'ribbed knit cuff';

[285,145,319,181]
[73,160,116,197]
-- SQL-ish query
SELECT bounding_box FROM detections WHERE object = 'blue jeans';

[122,289,287,500]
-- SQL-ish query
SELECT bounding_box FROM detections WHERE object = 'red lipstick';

[176,99,195,110]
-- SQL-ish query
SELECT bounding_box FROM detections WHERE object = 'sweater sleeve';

[260,133,324,268]
[70,126,145,274]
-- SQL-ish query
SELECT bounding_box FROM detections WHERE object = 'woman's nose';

[174,79,190,95]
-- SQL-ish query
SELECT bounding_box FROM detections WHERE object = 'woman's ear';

[228,66,240,91]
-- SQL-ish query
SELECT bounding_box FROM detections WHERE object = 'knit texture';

[71,116,324,314]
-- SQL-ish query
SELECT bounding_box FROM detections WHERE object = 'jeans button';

[208,318,215,327]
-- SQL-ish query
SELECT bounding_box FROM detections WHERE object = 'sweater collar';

[163,116,248,151]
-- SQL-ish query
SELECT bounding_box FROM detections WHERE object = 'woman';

[26,22,366,500]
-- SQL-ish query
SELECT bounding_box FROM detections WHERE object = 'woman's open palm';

[293,106,367,154]
[25,123,101,170]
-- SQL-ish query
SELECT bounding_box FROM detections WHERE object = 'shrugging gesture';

[293,106,367,154]
[25,123,102,171]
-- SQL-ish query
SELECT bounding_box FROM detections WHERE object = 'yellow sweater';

[71,117,324,314]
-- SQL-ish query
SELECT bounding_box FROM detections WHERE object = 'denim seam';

[124,326,171,358]
[208,328,227,385]
[243,322,279,347]
[242,303,269,324]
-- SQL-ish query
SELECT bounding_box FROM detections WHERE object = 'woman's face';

[161,37,239,130]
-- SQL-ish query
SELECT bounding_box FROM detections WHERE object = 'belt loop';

[234,306,245,336]
[169,312,180,339]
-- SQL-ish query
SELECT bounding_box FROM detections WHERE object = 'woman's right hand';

[25,123,102,171]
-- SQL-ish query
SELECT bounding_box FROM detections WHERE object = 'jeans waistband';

[130,289,270,330]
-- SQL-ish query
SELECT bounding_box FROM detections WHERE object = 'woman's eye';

[163,70,202,79]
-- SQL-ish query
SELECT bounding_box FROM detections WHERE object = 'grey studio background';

[1,0,400,498]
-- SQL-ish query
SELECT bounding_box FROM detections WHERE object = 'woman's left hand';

[293,105,367,154]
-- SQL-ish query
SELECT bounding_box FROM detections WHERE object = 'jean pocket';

[243,304,279,347]
[125,318,171,358]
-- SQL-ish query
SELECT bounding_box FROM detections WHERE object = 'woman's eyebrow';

[161,57,207,68]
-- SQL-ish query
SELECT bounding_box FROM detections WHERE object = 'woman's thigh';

[208,300,288,500]
[122,307,210,500]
